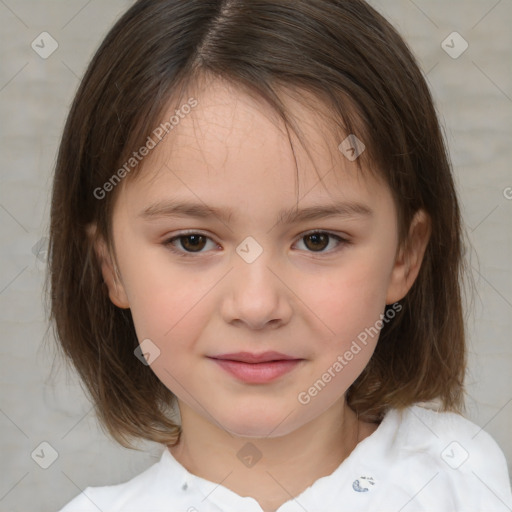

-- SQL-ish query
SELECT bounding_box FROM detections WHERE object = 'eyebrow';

[138,199,373,225]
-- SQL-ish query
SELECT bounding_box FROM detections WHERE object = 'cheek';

[126,268,213,386]
[296,250,394,393]
[117,244,211,348]
[307,252,393,338]
[130,281,212,353]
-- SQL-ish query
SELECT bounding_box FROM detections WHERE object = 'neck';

[168,398,374,512]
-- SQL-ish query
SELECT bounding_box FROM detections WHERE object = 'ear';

[386,209,431,304]
[86,224,130,309]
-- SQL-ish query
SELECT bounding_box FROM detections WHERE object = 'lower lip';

[209,358,302,383]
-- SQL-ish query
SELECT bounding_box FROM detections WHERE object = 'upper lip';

[208,351,301,363]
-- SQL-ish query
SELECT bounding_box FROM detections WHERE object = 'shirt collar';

[157,407,403,511]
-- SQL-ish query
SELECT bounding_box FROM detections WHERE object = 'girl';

[49,0,512,511]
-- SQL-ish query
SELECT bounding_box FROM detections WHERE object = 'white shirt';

[58,404,512,511]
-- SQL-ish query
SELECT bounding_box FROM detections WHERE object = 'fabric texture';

[57,404,512,511]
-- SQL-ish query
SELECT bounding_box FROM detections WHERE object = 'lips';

[209,351,299,364]
[207,351,304,383]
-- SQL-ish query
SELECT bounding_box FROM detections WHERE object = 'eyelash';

[162,230,350,258]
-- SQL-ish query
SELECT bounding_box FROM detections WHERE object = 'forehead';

[117,77,390,215]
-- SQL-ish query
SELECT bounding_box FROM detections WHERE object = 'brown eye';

[295,231,348,254]
[178,234,208,252]
[164,233,217,256]
[303,233,330,252]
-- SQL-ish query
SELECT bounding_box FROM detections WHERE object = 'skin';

[91,76,430,512]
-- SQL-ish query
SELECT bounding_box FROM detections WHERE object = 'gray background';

[0,1,511,511]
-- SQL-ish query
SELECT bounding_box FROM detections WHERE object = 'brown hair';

[46,0,470,449]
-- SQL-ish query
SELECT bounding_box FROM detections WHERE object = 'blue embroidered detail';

[352,476,375,492]
[352,480,368,492]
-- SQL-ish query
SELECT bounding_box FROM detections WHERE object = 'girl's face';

[98,78,427,438]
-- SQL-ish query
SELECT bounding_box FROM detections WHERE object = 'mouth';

[207,352,304,383]
[208,351,300,363]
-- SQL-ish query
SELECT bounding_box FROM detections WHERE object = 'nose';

[220,246,293,331]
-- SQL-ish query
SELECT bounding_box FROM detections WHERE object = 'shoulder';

[56,451,172,512]
[383,404,512,510]
[396,404,507,466]
[57,477,155,512]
